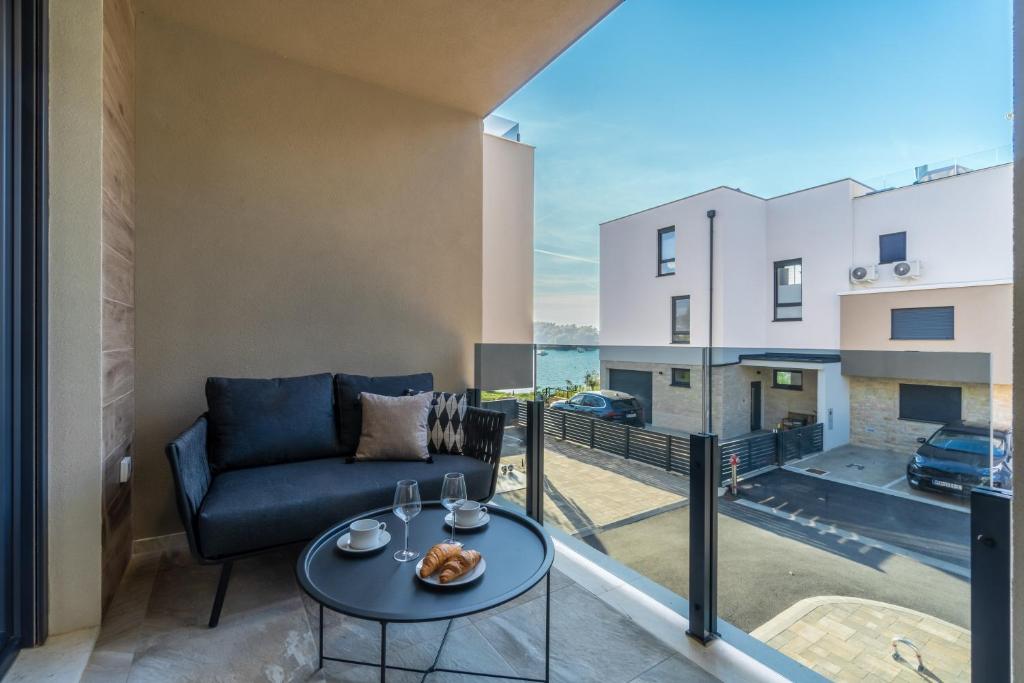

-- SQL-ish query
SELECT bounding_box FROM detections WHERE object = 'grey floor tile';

[629,655,720,682]
[474,583,675,683]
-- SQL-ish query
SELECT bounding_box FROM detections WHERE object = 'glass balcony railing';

[474,342,1007,681]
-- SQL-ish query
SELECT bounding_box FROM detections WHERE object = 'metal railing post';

[666,434,673,472]
[466,388,481,408]
[589,418,596,448]
[624,426,631,459]
[687,432,720,645]
[525,400,545,524]
[971,487,1010,682]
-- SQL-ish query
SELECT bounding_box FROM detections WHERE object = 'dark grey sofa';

[165,372,504,627]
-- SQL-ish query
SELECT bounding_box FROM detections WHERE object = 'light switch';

[119,455,132,483]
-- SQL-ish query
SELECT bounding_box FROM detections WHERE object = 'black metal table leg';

[380,622,387,683]
[318,604,324,670]
[545,571,551,682]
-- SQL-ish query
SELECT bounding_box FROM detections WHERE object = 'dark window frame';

[773,258,802,322]
[879,231,907,264]
[671,368,691,388]
[890,306,954,341]
[671,295,690,344]
[657,226,676,277]
[772,369,803,391]
[898,384,962,424]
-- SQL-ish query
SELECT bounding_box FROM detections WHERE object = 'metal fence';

[512,401,824,479]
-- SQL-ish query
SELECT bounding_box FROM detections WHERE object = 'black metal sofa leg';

[209,561,233,628]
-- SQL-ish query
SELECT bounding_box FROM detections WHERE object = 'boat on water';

[536,349,548,356]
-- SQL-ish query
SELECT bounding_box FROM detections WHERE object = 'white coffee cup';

[455,501,487,525]
[349,519,387,549]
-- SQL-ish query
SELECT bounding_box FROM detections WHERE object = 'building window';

[671,295,690,344]
[671,368,690,387]
[891,306,954,340]
[658,227,676,276]
[899,384,961,424]
[772,369,803,390]
[773,258,802,320]
[879,232,907,264]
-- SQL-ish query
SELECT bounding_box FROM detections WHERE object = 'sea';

[534,347,600,391]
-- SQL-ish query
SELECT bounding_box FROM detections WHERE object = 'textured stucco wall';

[849,376,999,452]
[134,13,484,539]
[482,134,534,344]
[48,0,105,633]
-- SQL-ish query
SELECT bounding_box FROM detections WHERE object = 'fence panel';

[720,432,777,479]
[778,423,824,463]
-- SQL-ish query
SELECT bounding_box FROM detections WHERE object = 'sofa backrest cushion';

[206,373,339,473]
[334,372,434,456]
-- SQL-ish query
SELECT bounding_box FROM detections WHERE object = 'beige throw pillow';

[355,391,432,461]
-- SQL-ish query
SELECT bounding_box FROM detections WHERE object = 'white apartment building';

[599,163,1012,453]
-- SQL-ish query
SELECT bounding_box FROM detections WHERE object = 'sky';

[492,0,1013,328]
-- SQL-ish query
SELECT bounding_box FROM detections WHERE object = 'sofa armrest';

[165,415,213,559]
[461,407,505,501]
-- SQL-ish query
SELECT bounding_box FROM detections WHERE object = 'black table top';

[296,502,554,623]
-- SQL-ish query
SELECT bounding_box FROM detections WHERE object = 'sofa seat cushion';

[196,454,495,559]
[206,373,339,474]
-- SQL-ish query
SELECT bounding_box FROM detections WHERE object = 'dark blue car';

[906,421,1012,496]
[549,390,644,427]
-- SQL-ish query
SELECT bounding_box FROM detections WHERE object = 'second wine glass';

[440,472,467,545]
[392,479,422,562]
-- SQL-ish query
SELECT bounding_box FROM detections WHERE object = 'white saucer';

[444,512,490,530]
[415,556,487,587]
[336,530,391,553]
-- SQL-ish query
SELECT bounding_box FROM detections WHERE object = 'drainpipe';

[704,209,716,434]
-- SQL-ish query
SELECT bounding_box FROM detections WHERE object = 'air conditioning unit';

[849,265,879,284]
[892,260,921,279]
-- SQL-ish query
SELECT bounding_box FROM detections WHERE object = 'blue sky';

[492,0,1013,327]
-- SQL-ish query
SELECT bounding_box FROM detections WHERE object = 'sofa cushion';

[334,373,433,456]
[205,373,338,474]
[355,392,432,462]
[427,392,467,455]
[196,454,494,558]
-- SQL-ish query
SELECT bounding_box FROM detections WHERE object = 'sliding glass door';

[0,0,46,675]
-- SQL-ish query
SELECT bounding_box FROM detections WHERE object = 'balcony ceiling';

[141,0,621,116]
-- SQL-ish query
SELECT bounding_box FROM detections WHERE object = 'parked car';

[549,390,644,427]
[906,421,1012,495]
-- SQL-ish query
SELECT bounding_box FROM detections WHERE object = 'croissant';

[419,543,463,578]
[439,550,481,584]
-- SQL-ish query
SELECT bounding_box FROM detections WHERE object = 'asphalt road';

[734,469,971,568]
[580,500,971,632]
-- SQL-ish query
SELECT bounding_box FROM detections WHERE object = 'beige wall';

[101,0,136,614]
[134,13,486,538]
[482,134,534,343]
[849,376,1000,452]
[48,0,105,634]
[840,284,1012,384]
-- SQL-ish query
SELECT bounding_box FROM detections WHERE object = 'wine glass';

[393,480,422,562]
[440,473,467,545]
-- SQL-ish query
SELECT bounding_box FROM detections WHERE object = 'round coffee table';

[296,502,555,682]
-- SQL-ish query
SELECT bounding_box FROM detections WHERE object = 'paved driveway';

[736,469,970,568]
[788,444,969,510]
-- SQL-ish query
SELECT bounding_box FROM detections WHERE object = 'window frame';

[671,368,691,388]
[898,384,962,424]
[890,306,954,341]
[671,295,690,344]
[773,258,803,322]
[772,369,803,391]
[657,226,676,277]
[879,231,907,264]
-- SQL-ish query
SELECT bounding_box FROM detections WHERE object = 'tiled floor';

[82,543,718,682]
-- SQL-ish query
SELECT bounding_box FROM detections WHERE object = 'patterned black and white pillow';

[427,392,466,455]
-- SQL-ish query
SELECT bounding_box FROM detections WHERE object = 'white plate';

[444,512,490,530]
[336,530,391,553]
[415,556,487,587]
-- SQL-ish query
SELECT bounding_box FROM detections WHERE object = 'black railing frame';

[970,486,1010,682]
[524,400,545,524]
[687,432,719,644]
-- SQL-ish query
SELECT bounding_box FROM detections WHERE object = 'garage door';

[608,369,653,425]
